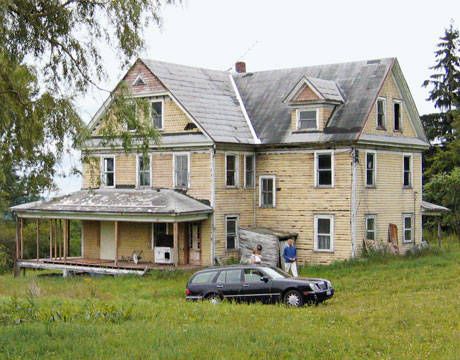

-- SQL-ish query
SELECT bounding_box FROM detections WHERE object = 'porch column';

[36,219,40,261]
[20,218,24,259]
[173,222,179,266]
[437,219,442,248]
[63,219,68,263]
[49,219,53,259]
[114,221,119,267]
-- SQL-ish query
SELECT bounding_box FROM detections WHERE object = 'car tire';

[283,290,304,307]
[205,293,222,305]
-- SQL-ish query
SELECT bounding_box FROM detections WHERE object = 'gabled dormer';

[283,76,344,132]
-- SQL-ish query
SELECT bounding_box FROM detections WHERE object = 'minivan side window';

[216,269,242,283]
[191,271,218,284]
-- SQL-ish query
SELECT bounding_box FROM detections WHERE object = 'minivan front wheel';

[205,293,222,305]
[284,290,304,307]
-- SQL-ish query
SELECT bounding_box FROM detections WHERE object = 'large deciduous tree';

[0,0,176,211]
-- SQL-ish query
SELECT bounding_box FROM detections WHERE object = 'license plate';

[326,290,331,296]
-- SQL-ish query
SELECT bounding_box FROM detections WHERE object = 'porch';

[10,188,213,276]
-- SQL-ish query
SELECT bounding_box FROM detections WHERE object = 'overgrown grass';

[0,243,459,359]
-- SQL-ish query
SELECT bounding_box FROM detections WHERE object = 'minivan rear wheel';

[284,290,304,307]
[205,293,222,305]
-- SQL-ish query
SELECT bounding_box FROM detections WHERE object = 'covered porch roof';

[421,200,450,217]
[11,188,212,222]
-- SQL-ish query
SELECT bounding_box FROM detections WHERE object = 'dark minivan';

[185,265,334,307]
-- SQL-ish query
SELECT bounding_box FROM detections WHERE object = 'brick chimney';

[235,61,246,73]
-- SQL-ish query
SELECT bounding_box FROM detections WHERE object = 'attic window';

[132,75,146,86]
[297,109,318,130]
[376,97,386,129]
[184,122,197,131]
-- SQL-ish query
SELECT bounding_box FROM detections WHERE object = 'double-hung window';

[101,157,115,187]
[314,215,334,251]
[259,175,276,208]
[151,100,163,129]
[365,215,376,240]
[403,154,412,187]
[403,214,413,243]
[244,154,255,188]
[315,152,333,187]
[393,100,402,131]
[137,155,151,187]
[366,151,376,187]
[174,153,189,188]
[297,109,318,130]
[376,97,386,129]
[225,215,239,250]
[225,154,238,187]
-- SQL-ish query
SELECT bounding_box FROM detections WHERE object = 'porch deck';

[16,257,201,276]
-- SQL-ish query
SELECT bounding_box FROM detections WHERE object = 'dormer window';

[376,97,386,129]
[297,109,318,130]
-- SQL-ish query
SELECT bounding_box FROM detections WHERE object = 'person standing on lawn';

[283,239,298,277]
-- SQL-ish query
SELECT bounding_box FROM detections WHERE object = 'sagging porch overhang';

[11,188,213,222]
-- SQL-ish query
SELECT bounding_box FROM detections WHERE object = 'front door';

[188,223,201,265]
[100,221,116,260]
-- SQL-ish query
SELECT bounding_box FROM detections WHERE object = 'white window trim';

[225,152,239,188]
[296,108,319,131]
[402,153,413,188]
[100,155,116,188]
[402,213,414,244]
[365,150,377,188]
[172,152,190,189]
[393,99,403,132]
[259,175,276,208]
[132,74,146,86]
[136,153,152,188]
[151,223,169,250]
[225,215,239,250]
[365,214,377,241]
[150,99,164,130]
[314,150,335,188]
[243,153,256,188]
[376,97,387,129]
[314,214,335,252]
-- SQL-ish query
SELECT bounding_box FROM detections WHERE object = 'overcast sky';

[54,0,460,195]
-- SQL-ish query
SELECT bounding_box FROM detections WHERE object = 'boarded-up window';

[297,109,317,130]
[151,101,163,129]
[314,215,334,251]
[138,155,150,187]
[366,152,376,187]
[174,154,189,188]
[377,98,386,128]
[226,216,239,249]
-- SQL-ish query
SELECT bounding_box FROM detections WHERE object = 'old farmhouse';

[12,57,440,274]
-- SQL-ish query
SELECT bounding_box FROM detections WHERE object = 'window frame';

[173,152,190,189]
[365,214,377,241]
[314,214,334,252]
[259,175,276,208]
[150,99,164,130]
[376,97,387,129]
[296,108,319,131]
[314,151,334,188]
[244,153,256,189]
[402,153,413,188]
[225,153,239,188]
[393,99,403,132]
[100,155,116,188]
[225,215,239,250]
[136,153,152,188]
[402,213,413,244]
[365,150,377,188]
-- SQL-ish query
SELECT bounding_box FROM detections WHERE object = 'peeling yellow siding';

[118,222,153,261]
[82,221,100,259]
[82,157,100,189]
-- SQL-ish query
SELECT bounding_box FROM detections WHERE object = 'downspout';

[210,145,216,264]
[351,147,358,258]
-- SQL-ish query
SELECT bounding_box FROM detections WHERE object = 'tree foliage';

[0,0,176,210]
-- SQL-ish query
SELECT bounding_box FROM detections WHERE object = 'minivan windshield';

[262,267,292,279]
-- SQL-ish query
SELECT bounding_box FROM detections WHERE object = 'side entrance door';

[188,223,201,265]
[100,221,116,260]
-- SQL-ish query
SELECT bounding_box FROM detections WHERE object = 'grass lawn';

[0,244,459,359]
